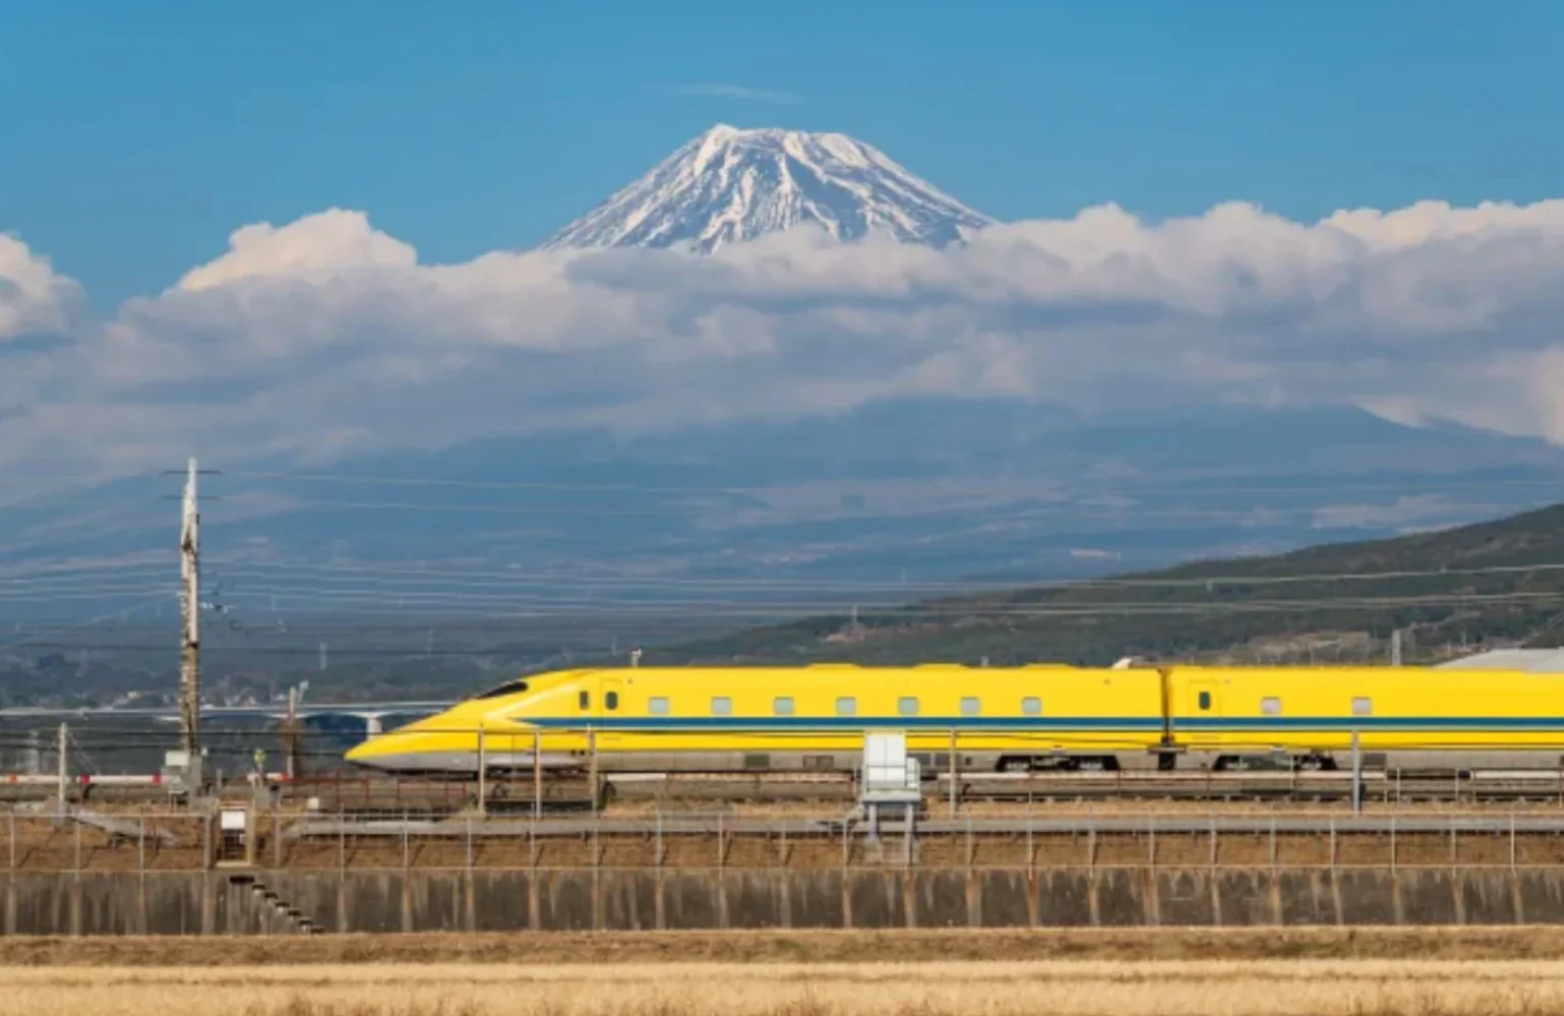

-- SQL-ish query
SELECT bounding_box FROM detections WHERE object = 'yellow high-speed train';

[343,662,1564,775]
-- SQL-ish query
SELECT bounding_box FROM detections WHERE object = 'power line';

[0,563,170,584]
[2,562,1563,644]
[0,585,173,602]
[8,551,1564,604]
[212,496,692,518]
[1,642,563,658]
[194,494,1558,533]
[9,582,1564,631]
[6,590,1564,648]
[7,462,1564,501]
[0,594,174,651]
[220,468,1564,500]
[206,557,1564,593]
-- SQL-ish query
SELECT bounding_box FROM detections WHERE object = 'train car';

[343,662,1170,774]
[1164,664,1564,772]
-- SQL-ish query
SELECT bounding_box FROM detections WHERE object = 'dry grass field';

[14,928,1564,966]
[10,958,1564,1016]
[5,931,1564,1015]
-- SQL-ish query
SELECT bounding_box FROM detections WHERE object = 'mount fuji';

[540,124,996,253]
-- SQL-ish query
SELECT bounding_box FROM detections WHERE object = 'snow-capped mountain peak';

[540,124,995,253]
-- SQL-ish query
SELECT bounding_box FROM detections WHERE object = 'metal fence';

[11,806,1564,874]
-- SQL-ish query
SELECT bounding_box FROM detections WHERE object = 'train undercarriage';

[360,746,1564,783]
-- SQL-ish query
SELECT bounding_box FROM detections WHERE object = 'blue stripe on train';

[1177,717,1564,731]
[513,715,1564,732]
[524,716,1160,731]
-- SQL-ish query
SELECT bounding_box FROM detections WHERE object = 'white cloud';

[174,209,417,292]
[653,83,802,105]
[0,233,79,340]
[0,235,87,491]
[9,196,1564,482]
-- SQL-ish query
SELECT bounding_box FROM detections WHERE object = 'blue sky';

[3,0,1562,308]
[3,0,1564,547]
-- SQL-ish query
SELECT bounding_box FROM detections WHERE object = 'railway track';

[283,812,1564,838]
[949,769,1564,804]
[13,767,1564,812]
[593,770,1564,805]
[304,768,1564,813]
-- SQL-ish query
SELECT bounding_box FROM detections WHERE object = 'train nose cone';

[343,736,385,768]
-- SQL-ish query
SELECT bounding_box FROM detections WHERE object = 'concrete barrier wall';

[7,867,1564,935]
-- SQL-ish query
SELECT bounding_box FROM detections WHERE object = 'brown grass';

[9,959,1564,1016]
[8,928,1564,967]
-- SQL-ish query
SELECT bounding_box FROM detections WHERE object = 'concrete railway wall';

[14,812,1564,935]
[8,866,1564,935]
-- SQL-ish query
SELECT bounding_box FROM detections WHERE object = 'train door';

[1188,680,1222,719]
[1185,678,1224,766]
[597,675,626,756]
[599,676,624,719]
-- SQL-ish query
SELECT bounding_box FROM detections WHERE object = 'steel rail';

[281,813,1564,839]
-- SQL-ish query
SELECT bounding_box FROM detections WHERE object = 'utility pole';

[282,685,302,781]
[1350,729,1363,814]
[22,730,40,776]
[1390,629,1403,667]
[178,457,201,756]
[56,722,68,816]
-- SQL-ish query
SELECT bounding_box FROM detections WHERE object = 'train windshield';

[472,679,530,700]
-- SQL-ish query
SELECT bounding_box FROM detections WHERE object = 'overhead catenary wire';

[183,584,1564,614]
[192,496,1557,538]
[1,463,1563,662]
[1,456,1559,573]
[204,557,1564,593]
[10,461,1564,499]
[7,469,1562,537]
[11,550,1564,604]
[218,468,1564,499]
[0,584,175,602]
[2,560,1562,657]
[8,578,1564,631]
[8,588,1564,647]
[0,546,1496,614]
[0,594,176,649]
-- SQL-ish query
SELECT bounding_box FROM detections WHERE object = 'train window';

[1261,696,1281,716]
[1197,691,1211,711]
[648,696,669,716]
[578,691,590,710]
[1021,697,1042,716]
[1352,696,1372,717]
[711,696,733,716]
[836,696,857,716]
[473,679,528,700]
[605,691,619,711]
[960,696,981,716]
[898,696,919,716]
[773,696,795,716]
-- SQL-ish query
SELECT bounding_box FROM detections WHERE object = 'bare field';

[10,928,1564,967]
[12,958,1564,1016]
